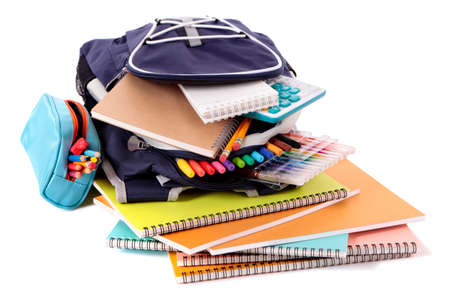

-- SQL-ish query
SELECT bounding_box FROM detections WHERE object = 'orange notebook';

[208,159,425,254]
[176,224,421,266]
[156,190,359,254]
[158,160,424,255]
[168,249,419,284]
[91,73,239,158]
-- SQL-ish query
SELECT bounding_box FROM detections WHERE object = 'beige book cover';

[92,73,238,158]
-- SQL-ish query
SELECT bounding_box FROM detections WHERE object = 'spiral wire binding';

[347,241,417,256]
[179,253,413,283]
[108,237,176,251]
[210,118,241,152]
[202,91,278,123]
[239,241,417,258]
[239,246,343,258]
[181,253,295,267]
[142,188,347,237]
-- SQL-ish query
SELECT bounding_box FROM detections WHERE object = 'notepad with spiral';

[93,171,349,238]
[179,80,278,124]
[175,224,418,266]
[101,215,349,257]
[107,220,176,252]
[91,73,240,158]
[209,159,425,255]
[170,252,417,283]
[169,225,422,283]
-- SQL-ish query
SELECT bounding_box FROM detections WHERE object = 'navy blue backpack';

[76,17,299,202]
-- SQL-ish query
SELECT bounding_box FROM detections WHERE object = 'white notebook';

[179,81,278,124]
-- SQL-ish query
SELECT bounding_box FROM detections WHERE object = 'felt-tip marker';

[199,161,216,175]
[188,160,205,177]
[232,157,246,168]
[211,161,226,174]
[223,160,235,172]
[176,158,195,178]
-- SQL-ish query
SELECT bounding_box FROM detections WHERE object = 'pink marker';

[211,161,226,174]
[69,171,82,179]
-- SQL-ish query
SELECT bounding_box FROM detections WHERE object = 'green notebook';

[94,173,347,238]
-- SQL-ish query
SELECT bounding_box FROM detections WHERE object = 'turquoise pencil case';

[21,94,100,209]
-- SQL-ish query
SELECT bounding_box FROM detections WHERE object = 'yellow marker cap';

[176,158,195,178]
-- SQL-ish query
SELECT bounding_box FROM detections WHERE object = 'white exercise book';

[179,80,278,123]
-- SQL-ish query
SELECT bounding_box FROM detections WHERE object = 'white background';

[1,0,449,299]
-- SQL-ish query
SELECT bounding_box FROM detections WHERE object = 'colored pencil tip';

[232,143,240,151]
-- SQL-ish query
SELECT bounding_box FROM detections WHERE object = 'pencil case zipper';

[64,100,89,180]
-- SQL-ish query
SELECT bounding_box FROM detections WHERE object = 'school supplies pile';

[21,17,426,283]
[94,160,425,283]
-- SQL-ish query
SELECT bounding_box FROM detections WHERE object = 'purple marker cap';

[223,160,235,172]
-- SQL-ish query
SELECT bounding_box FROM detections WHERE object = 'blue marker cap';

[259,147,274,160]
[251,151,265,163]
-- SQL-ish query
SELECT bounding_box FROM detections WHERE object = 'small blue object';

[244,77,326,123]
[279,99,291,107]
[84,150,101,158]
[279,92,290,99]
[268,106,280,114]
[21,94,100,210]
[271,83,282,90]
[259,147,274,160]
[251,151,265,163]
[288,95,300,102]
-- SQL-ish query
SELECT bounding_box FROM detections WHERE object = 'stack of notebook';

[89,71,425,283]
[93,159,425,283]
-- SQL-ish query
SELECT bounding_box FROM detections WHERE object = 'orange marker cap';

[265,142,283,156]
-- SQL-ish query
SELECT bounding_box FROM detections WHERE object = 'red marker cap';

[70,137,89,155]
[199,161,215,176]
[188,160,205,177]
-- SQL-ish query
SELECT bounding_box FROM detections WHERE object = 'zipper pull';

[106,67,128,90]
[127,135,151,151]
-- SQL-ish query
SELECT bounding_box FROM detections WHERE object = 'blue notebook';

[107,220,348,258]
[238,232,348,257]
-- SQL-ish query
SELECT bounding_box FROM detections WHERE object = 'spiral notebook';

[91,73,239,158]
[169,241,421,284]
[208,159,425,255]
[169,225,422,283]
[101,213,349,258]
[107,220,176,252]
[179,81,278,124]
[93,172,350,238]
[176,224,419,266]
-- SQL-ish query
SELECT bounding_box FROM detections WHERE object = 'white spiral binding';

[239,246,343,258]
[179,253,413,283]
[181,253,295,267]
[239,241,417,258]
[210,118,241,152]
[347,242,417,256]
[108,238,176,251]
[142,188,347,237]
[201,93,278,123]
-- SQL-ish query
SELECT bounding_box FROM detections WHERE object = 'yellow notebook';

[93,172,348,238]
